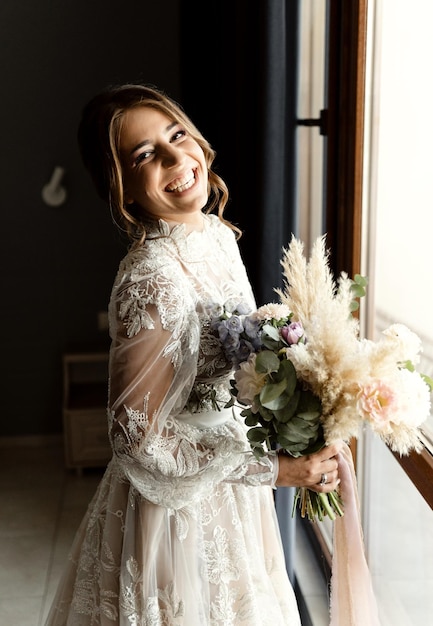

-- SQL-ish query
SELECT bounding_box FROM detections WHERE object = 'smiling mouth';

[165,169,196,193]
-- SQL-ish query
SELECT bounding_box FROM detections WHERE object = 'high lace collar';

[147,215,208,240]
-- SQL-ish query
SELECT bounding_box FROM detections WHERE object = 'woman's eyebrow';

[129,121,179,156]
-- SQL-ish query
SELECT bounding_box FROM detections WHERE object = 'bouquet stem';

[292,487,344,522]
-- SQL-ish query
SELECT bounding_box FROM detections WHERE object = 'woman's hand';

[275,441,343,493]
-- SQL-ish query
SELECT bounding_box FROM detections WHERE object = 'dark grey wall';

[1,0,180,436]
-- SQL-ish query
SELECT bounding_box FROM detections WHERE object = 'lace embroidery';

[113,217,252,371]
[121,560,185,626]
[196,319,230,378]
[203,526,242,584]
[210,585,250,625]
[119,283,155,335]
[169,503,198,542]
[184,380,231,413]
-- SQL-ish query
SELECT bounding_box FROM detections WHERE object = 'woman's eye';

[171,129,186,142]
[134,151,153,166]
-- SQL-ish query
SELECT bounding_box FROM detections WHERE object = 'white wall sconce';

[42,166,67,207]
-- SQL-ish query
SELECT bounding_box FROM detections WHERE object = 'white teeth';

[166,170,195,192]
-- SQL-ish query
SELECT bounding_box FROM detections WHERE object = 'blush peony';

[357,380,397,432]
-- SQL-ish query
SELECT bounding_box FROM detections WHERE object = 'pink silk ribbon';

[329,443,381,625]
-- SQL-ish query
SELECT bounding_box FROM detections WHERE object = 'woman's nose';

[161,145,184,167]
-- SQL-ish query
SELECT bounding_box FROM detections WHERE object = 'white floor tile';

[0,596,44,626]
[0,531,52,598]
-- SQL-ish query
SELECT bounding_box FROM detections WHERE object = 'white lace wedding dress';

[46,214,301,626]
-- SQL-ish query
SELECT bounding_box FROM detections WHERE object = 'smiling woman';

[77,84,234,244]
[44,83,347,626]
[119,107,209,224]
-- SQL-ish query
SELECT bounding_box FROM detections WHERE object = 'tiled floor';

[0,440,328,626]
[3,438,432,625]
[0,440,103,626]
[294,529,329,626]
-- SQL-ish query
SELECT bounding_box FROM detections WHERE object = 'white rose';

[234,354,267,407]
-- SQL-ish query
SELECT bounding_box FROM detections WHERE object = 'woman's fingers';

[311,443,344,491]
[310,468,341,493]
[307,440,344,491]
[276,440,345,490]
[315,440,344,461]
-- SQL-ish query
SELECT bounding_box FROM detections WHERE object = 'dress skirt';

[45,457,301,626]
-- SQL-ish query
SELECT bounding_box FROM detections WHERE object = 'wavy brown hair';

[77,83,240,242]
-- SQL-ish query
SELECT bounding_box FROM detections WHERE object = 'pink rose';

[281,322,304,345]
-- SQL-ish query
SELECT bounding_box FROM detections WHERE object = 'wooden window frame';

[326,0,433,514]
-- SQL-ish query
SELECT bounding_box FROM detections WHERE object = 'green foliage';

[421,372,433,392]
[242,352,324,460]
[255,350,280,374]
[349,274,368,312]
[260,324,284,351]
[401,359,433,392]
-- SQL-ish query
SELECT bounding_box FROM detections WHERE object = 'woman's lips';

[165,169,196,193]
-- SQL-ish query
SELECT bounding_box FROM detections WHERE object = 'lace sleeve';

[107,259,275,510]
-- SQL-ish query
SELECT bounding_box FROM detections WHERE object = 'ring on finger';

[319,473,328,486]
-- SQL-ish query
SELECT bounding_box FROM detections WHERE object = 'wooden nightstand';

[62,349,112,472]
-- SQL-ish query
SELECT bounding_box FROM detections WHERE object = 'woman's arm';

[108,266,277,509]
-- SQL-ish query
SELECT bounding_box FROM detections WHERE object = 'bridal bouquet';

[212,235,433,522]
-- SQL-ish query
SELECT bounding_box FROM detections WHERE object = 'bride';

[45,83,342,626]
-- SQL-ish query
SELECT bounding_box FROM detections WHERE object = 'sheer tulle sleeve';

[107,245,276,510]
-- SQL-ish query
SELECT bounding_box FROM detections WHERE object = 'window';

[360,0,433,622]
[295,0,433,623]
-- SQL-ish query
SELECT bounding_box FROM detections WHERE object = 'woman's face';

[119,106,209,225]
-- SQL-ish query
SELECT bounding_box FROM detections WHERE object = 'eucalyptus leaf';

[281,418,319,445]
[281,440,310,454]
[297,390,321,414]
[275,358,296,380]
[297,410,321,421]
[304,438,325,454]
[255,350,280,374]
[354,274,368,287]
[257,404,276,422]
[276,421,310,443]
[421,372,433,391]
[289,441,313,452]
[402,359,415,372]
[350,284,366,298]
[251,444,267,459]
[260,381,289,410]
[244,413,259,427]
[275,359,297,396]
[276,435,296,448]
[349,274,368,311]
[247,426,269,443]
[261,336,282,351]
[261,324,281,342]
[273,390,300,423]
[291,417,319,437]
